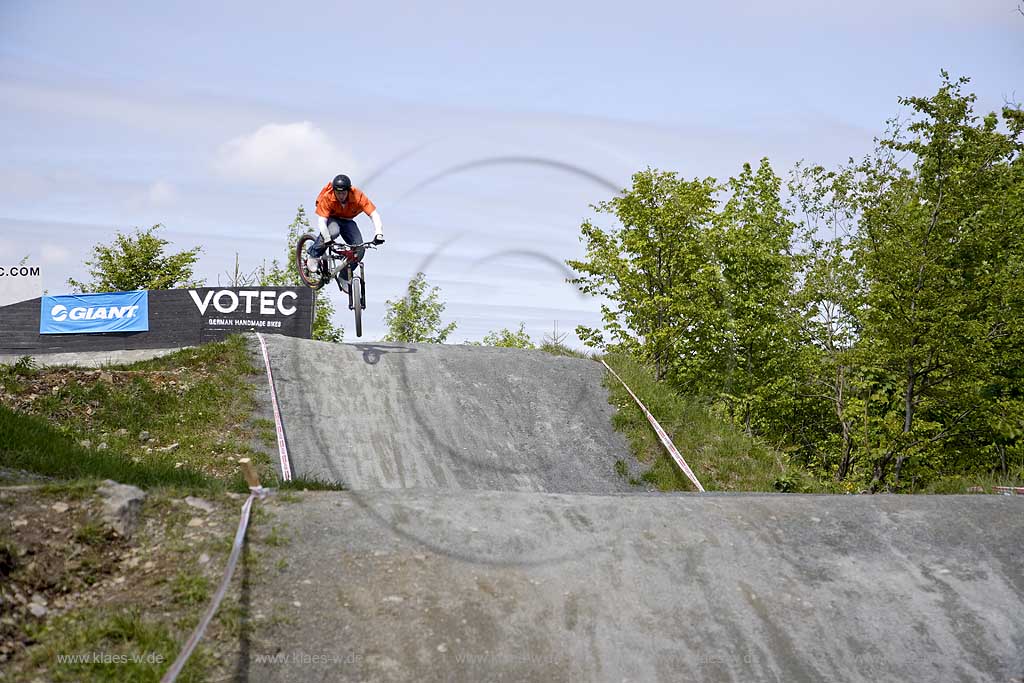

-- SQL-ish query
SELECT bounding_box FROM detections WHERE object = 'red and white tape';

[994,486,1024,496]
[257,333,292,481]
[601,360,705,493]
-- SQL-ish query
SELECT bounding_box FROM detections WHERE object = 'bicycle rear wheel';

[351,276,363,338]
[295,234,326,289]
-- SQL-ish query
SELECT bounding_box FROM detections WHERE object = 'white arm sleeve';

[369,210,383,236]
[317,214,331,241]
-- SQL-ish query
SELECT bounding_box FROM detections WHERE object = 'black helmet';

[332,174,352,192]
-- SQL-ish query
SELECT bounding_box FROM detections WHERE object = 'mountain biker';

[305,174,385,291]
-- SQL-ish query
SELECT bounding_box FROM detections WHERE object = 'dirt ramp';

[261,335,641,492]
[249,490,1024,683]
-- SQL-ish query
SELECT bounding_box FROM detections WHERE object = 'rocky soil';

[0,473,261,682]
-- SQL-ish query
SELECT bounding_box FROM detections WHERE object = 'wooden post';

[238,458,261,489]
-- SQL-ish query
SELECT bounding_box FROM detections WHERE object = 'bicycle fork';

[347,263,366,310]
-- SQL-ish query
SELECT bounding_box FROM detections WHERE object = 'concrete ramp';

[262,335,642,492]
[249,490,1023,682]
[251,335,1023,682]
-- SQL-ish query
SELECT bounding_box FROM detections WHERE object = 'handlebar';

[328,240,382,254]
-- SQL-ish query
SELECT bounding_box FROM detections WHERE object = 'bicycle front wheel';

[351,276,363,338]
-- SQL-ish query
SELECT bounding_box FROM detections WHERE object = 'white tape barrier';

[601,360,705,493]
[161,489,265,683]
[256,333,292,481]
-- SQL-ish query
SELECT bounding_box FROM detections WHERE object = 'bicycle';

[295,236,379,338]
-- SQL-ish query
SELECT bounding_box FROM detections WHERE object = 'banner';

[2,288,310,355]
[40,291,149,335]
[187,288,302,333]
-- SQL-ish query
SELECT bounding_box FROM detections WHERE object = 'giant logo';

[50,304,140,322]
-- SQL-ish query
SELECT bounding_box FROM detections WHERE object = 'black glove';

[372,235,385,245]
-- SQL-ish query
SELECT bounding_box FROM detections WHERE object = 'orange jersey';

[315,184,376,220]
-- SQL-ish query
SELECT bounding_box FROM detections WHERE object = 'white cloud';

[147,180,177,204]
[213,122,356,187]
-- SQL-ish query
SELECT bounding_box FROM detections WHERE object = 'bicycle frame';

[328,241,374,314]
[325,244,357,275]
[320,241,371,279]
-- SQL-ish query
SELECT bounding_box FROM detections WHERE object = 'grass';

[0,355,38,393]
[0,335,315,492]
[0,336,333,681]
[252,417,279,450]
[73,521,114,547]
[214,600,246,639]
[919,472,1024,494]
[278,475,346,491]
[170,570,211,607]
[601,353,822,493]
[262,524,290,547]
[0,405,220,491]
[27,607,212,683]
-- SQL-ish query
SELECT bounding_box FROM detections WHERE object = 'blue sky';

[1,0,1021,344]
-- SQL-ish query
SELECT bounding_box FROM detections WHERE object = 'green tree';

[383,272,457,343]
[259,206,343,343]
[848,73,1024,490]
[568,168,725,385]
[68,224,203,292]
[568,163,801,415]
[566,75,1024,493]
[714,158,802,434]
[780,76,1024,491]
[785,163,865,483]
[470,323,535,348]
